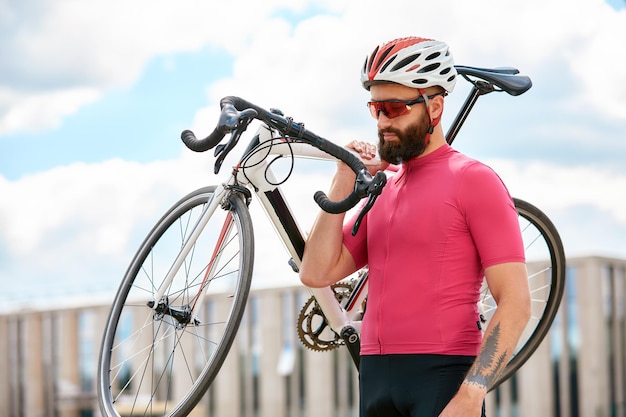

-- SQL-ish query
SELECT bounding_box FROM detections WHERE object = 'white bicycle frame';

[150,122,370,339]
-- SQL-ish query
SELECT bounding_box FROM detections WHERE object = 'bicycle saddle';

[455,66,532,96]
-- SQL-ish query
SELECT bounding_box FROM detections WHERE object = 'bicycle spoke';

[98,187,254,417]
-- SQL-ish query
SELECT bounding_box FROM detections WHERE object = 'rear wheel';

[483,197,566,389]
[97,186,254,417]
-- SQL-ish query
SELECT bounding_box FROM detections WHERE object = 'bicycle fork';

[148,182,245,327]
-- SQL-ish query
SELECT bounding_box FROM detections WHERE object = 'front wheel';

[97,186,254,417]
[482,197,566,390]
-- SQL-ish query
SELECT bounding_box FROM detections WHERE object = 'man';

[299,37,531,417]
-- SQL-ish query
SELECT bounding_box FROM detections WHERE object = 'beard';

[378,112,431,164]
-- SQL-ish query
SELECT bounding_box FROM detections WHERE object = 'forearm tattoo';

[464,322,508,390]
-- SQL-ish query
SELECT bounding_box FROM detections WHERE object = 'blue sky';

[1,0,626,309]
[1,48,232,178]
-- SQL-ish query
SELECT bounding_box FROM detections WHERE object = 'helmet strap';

[418,89,439,145]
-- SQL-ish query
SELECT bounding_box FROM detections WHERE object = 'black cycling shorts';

[359,354,486,417]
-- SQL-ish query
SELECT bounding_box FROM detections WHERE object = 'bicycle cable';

[239,135,298,189]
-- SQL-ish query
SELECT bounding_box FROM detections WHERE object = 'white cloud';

[2,0,625,135]
[485,158,626,258]
[0,87,100,134]
[192,0,626,264]
[0,0,329,133]
[569,11,626,121]
[0,155,221,310]
[198,0,626,156]
[3,0,320,85]
[489,159,626,224]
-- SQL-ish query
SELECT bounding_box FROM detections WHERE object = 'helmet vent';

[417,63,441,74]
[391,53,421,72]
[367,46,380,73]
[440,67,452,75]
[374,46,395,73]
[426,51,441,61]
[379,55,397,73]
[411,78,429,85]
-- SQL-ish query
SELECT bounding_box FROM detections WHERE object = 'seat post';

[445,80,494,145]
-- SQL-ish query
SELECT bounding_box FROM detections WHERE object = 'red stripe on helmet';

[366,37,433,81]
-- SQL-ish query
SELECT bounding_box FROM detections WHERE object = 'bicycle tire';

[97,186,254,417]
[483,197,566,390]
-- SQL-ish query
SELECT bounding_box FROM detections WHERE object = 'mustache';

[378,127,402,139]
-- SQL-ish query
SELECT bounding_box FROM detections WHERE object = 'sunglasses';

[367,93,444,120]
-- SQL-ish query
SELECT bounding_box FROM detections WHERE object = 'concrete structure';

[1,256,624,417]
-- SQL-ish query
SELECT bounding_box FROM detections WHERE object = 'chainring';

[297,281,355,352]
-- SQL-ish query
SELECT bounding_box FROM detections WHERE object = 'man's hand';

[345,140,390,175]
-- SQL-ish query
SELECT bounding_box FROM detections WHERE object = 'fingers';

[347,140,378,160]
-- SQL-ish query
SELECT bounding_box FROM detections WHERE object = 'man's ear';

[428,95,445,120]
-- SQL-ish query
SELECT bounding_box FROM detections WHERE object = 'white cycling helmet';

[361,37,457,93]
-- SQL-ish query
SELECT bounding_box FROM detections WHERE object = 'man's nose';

[377,113,392,130]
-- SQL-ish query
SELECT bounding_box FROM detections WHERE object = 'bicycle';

[97,65,566,417]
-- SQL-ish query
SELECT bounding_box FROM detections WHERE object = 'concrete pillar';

[498,379,513,417]
[258,290,286,417]
[23,313,45,417]
[285,290,304,417]
[517,330,554,416]
[577,258,610,417]
[610,263,625,417]
[334,348,359,417]
[55,309,80,417]
[101,303,157,415]
[41,313,56,416]
[557,263,572,417]
[214,296,243,416]
[304,340,334,417]
[616,260,626,416]
[0,315,9,414]
[7,317,21,417]
[91,305,111,417]
[92,304,111,417]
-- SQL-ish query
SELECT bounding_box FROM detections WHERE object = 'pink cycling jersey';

[343,144,525,356]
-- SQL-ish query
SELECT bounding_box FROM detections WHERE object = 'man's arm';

[439,261,531,416]
[299,162,359,288]
[300,141,383,288]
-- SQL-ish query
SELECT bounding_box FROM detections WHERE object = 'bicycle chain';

[296,281,356,352]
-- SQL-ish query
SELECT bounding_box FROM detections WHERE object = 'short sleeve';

[459,163,525,269]
[342,210,369,270]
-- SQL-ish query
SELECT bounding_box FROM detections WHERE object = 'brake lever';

[351,171,387,236]
[212,111,256,174]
